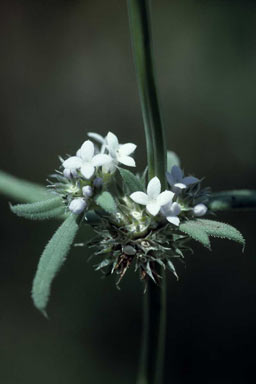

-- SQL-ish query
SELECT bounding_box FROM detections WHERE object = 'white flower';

[62,140,112,179]
[130,176,174,216]
[103,132,137,172]
[82,185,93,198]
[69,198,87,214]
[167,165,199,192]
[193,203,207,217]
[161,201,181,226]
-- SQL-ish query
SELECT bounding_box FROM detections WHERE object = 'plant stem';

[209,190,256,211]
[127,0,166,184]
[127,1,167,383]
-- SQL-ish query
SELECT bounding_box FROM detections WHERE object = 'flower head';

[62,140,111,179]
[130,176,174,216]
[167,165,199,193]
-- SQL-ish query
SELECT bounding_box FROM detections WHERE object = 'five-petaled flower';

[167,165,199,193]
[62,140,111,179]
[130,176,174,216]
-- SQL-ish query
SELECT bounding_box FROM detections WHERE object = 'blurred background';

[0,0,256,383]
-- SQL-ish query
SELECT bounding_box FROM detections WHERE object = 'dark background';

[0,1,256,383]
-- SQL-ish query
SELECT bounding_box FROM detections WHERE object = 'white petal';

[193,203,207,217]
[171,165,183,183]
[146,201,160,216]
[182,176,199,185]
[157,190,174,207]
[76,149,81,157]
[91,154,112,167]
[118,155,136,167]
[106,132,119,153]
[147,177,161,199]
[87,132,105,144]
[62,156,82,169]
[130,192,149,205]
[69,198,86,214]
[80,140,95,161]
[80,163,95,179]
[118,143,137,156]
[170,202,181,216]
[166,216,180,226]
[174,183,187,190]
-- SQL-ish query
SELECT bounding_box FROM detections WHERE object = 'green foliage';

[167,150,180,172]
[0,170,51,203]
[96,191,117,214]
[179,219,245,250]
[119,168,144,193]
[10,197,65,220]
[179,220,211,249]
[197,219,245,248]
[32,214,79,316]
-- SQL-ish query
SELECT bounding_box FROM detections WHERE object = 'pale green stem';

[127,1,167,383]
[209,190,256,211]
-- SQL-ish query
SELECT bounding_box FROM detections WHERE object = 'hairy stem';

[127,1,167,383]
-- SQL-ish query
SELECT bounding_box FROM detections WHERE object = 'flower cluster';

[46,131,216,286]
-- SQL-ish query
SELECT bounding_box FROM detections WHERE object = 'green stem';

[127,1,167,383]
[127,0,166,184]
[209,190,256,211]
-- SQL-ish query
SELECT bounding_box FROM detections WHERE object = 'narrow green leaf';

[0,170,51,202]
[179,220,211,249]
[197,219,245,248]
[10,197,65,220]
[167,260,179,280]
[32,214,79,316]
[96,191,117,214]
[167,150,180,172]
[119,168,144,193]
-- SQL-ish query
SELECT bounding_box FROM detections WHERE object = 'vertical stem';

[127,1,167,384]
[127,0,166,184]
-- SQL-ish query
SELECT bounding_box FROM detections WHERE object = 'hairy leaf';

[167,150,180,172]
[10,197,65,220]
[0,170,51,202]
[96,191,117,214]
[197,219,245,248]
[179,220,211,249]
[32,214,79,316]
[119,168,144,193]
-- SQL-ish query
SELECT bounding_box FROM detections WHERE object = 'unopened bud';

[82,185,93,198]
[193,203,207,217]
[69,198,86,214]
[93,177,103,188]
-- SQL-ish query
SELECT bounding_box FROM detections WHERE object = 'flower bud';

[82,185,93,198]
[193,203,207,217]
[93,177,103,188]
[69,198,86,214]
